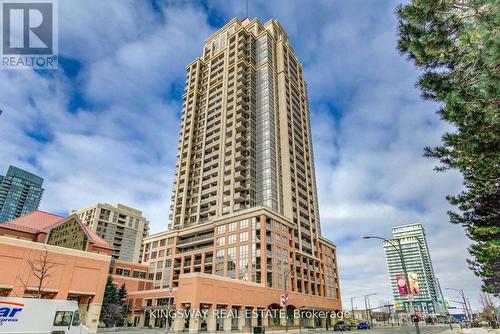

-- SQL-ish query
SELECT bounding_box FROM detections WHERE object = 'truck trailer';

[0,297,89,334]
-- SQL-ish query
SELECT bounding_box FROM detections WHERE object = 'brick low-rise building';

[0,211,113,333]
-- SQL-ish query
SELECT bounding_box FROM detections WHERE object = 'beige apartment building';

[114,17,342,331]
[71,203,149,263]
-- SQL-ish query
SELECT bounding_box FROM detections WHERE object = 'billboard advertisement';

[396,273,409,295]
[409,272,420,294]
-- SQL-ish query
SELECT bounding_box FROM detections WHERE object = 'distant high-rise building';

[384,224,444,314]
[72,203,149,263]
[0,165,44,223]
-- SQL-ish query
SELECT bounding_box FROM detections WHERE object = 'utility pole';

[364,295,369,323]
[367,294,375,328]
[363,293,376,328]
[461,290,470,327]
[446,288,471,327]
[467,298,474,323]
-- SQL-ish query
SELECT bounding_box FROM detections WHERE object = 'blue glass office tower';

[0,165,44,223]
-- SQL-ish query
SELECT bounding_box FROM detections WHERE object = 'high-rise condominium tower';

[116,18,341,331]
[0,165,44,223]
[169,17,321,254]
[384,224,445,314]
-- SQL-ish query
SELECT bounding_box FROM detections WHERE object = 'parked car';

[334,320,351,331]
[357,322,370,329]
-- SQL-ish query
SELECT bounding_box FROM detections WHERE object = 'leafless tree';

[102,303,123,328]
[17,248,56,298]
[479,293,498,328]
[378,300,394,325]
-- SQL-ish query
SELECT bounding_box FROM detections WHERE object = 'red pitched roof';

[81,224,112,249]
[1,210,112,251]
[2,210,64,233]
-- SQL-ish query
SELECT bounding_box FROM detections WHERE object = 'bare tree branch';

[17,248,56,298]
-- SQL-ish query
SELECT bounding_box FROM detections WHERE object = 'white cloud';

[0,0,213,231]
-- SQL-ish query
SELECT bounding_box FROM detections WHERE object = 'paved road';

[106,327,500,334]
[104,326,451,334]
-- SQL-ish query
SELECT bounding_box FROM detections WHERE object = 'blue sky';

[0,0,485,309]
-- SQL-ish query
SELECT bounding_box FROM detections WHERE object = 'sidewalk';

[97,327,500,334]
[439,328,500,334]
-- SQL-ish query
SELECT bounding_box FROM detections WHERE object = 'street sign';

[280,294,289,306]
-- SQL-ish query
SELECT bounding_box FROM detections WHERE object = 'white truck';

[0,297,89,334]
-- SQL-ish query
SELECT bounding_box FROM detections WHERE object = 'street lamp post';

[350,297,356,322]
[284,269,292,332]
[363,235,421,334]
[165,287,173,332]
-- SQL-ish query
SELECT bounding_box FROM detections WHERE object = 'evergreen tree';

[100,276,119,327]
[396,0,499,295]
[116,283,128,326]
[117,283,128,306]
